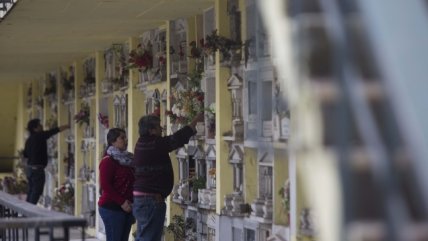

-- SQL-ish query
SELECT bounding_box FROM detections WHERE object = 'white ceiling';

[0,0,214,83]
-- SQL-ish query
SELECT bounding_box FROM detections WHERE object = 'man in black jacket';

[23,118,69,204]
[132,112,203,241]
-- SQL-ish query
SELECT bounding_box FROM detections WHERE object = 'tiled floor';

[25,227,101,241]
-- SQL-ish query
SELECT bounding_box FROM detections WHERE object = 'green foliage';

[166,215,196,241]
[191,176,206,193]
[52,182,74,214]
[1,175,27,194]
[74,103,90,126]
[278,180,290,215]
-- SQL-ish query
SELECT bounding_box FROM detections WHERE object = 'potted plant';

[52,182,75,214]
[1,174,28,200]
[279,179,290,224]
[166,215,196,241]
[190,176,206,203]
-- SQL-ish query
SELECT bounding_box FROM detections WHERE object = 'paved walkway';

[30,227,101,241]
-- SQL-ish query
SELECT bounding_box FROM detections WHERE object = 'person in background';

[132,112,204,241]
[24,118,69,204]
[98,128,135,241]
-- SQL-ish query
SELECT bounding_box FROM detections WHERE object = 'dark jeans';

[25,167,45,204]
[99,206,134,241]
[133,196,166,241]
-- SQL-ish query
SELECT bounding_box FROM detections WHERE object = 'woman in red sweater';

[98,128,135,241]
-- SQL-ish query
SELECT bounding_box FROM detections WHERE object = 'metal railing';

[0,0,17,21]
[0,191,86,241]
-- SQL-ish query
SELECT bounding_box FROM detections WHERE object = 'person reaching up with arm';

[132,112,204,241]
[24,119,69,204]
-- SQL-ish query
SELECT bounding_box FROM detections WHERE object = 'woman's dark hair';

[106,128,126,146]
[138,115,160,136]
[27,119,41,133]
[106,128,126,151]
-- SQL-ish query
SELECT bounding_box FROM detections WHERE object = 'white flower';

[181,109,188,117]
[172,105,180,115]
[209,102,216,113]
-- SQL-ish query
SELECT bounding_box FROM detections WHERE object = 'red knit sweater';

[98,155,134,208]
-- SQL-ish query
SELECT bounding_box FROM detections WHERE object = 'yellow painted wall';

[0,83,19,171]
[15,84,25,156]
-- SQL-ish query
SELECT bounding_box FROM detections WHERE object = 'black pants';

[25,167,45,204]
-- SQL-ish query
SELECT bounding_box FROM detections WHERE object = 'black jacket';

[132,126,195,198]
[23,128,60,167]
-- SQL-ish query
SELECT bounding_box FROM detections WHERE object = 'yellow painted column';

[14,84,25,155]
[94,50,104,234]
[127,36,145,149]
[58,68,68,185]
[95,51,104,175]
[74,60,84,216]
[215,0,233,212]
[165,19,184,227]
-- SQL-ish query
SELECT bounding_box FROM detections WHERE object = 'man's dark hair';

[27,119,41,133]
[138,115,160,137]
[106,128,126,146]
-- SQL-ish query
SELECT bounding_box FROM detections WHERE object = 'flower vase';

[101,80,112,94]
[191,191,198,203]
[251,198,265,217]
[178,183,189,201]
[262,199,273,220]
[196,122,205,136]
[207,119,215,139]
[64,205,73,215]
[172,184,180,200]
[206,54,215,68]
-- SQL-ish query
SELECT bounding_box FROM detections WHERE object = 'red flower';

[152,107,160,117]
[196,94,204,102]
[159,56,166,66]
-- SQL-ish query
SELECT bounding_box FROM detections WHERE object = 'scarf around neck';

[106,146,133,166]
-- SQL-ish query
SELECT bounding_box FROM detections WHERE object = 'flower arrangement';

[1,175,27,195]
[52,182,74,214]
[74,103,90,126]
[189,39,204,71]
[166,65,204,125]
[44,75,56,96]
[203,30,243,61]
[113,44,129,79]
[61,70,74,93]
[98,113,109,129]
[166,87,204,125]
[83,73,95,85]
[128,43,153,72]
